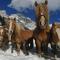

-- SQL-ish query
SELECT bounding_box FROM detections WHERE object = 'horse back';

[21,30,33,41]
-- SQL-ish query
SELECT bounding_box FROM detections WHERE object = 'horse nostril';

[10,31,13,34]
[9,30,13,35]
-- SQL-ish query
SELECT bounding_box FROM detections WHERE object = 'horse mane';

[16,23,21,31]
[14,22,25,34]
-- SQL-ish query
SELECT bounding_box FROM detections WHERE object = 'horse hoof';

[11,50,13,53]
[17,54,20,56]
[54,55,57,58]
[17,52,20,56]
[36,51,41,57]
[25,52,29,56]
[37,54,41,57]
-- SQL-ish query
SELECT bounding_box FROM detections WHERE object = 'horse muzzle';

[0,36,3,41]
[9,30,13,35]
[8,30,13,41]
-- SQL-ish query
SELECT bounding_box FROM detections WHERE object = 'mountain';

[9,13,36,30]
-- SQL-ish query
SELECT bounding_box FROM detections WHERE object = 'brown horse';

[34,1,49,28]
[0,26,8,50]
[8,18,33,55]
[49,23,60,55]
[2,17,17,50]
[33,15,49,56]
[4,18,16,41]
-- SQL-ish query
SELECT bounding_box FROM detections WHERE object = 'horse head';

[8,18,16,41]
[38,15,46,29]
[50,23,60,50]
[0,26,5,47]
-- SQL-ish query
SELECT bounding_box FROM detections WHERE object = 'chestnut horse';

[33,15,49,56]
[8,18,33,55]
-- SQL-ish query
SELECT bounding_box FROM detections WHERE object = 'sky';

[0,0,60,23]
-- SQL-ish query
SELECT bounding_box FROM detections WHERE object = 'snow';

[0,54,44,60]
[0,48,45,60]
[25,22,36,30]
[0,10,7,17]
[0,47,60,60]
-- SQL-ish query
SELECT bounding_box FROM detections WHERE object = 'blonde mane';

[15,22,25,34]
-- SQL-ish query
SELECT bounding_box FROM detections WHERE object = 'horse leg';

[23,42,29,55]
[2,42,6,51]
[35,39,41,56]
[26,38,33,50]
[11,43,13,53]
[16,43,20,56]
[25,41,29,50]
[29,38,33,49]
[11,42,16,53]
[2,39,9,51]
[51,43,57,56]
[43,42,48,54]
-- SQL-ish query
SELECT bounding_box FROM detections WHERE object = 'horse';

[0,26,9,50]
[34,1,49,28]
[7,18,33,55]
[33,15,49,56]
[49,23,60,56]
[0,15,6,26]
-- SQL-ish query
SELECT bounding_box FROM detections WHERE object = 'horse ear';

[34,1,38,6]
[2,16,5,19]
[8,17,10,20]
[45,0,48,5]
[14,18,16,21]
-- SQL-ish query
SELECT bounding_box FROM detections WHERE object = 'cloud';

[8,0,60,11]
[48,0,60,10]
[8,0,42,11]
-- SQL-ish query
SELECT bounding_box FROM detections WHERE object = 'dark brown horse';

[8,18,33,55]
[49,23,60,55]
[33,15,49,56]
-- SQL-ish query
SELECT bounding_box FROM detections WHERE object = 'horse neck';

[37,26,45,31]
[40,28,46,33]
[51,27,56,34]
[15,23,24,34]
[36,27,46,35]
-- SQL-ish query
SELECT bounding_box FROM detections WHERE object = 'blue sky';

[0,0,60,24]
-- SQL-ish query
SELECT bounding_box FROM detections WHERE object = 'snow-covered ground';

[0,50,43,60]
[0,47,60,60]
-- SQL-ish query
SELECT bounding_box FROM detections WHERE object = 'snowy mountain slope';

[9,14,36,30]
